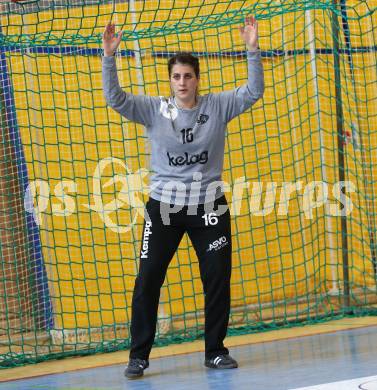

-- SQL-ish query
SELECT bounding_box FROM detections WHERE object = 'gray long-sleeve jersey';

[102,51,264,206]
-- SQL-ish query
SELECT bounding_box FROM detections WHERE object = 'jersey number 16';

[181,128,193,144]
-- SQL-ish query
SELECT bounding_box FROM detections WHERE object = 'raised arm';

[213,16,265,123]
[102,23,159,127]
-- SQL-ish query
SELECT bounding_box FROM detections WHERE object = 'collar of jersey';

[172,95,202,111]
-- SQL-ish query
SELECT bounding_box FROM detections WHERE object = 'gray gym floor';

[2,325,377,390]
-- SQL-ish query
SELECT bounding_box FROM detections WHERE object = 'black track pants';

[129,195,232,360]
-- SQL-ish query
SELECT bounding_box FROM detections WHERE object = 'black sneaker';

[205,354,238,369]
[124,358,149,379]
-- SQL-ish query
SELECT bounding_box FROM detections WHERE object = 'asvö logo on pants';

[207,236,228,252]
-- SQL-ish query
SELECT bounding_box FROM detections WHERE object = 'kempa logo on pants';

[141,221,152,259]
[207,236,228,252]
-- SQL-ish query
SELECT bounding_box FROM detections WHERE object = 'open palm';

[103,23,123,56]
[239,15,259,51]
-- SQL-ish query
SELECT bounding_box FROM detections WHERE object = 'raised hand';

[239,15,259,51]
[103,23,123,56]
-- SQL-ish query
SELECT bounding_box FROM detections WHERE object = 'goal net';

[1,0,377,367]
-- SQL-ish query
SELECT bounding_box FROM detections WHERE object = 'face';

[170,63,199,105]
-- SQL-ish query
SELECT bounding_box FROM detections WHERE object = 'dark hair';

[168,52,200,78]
